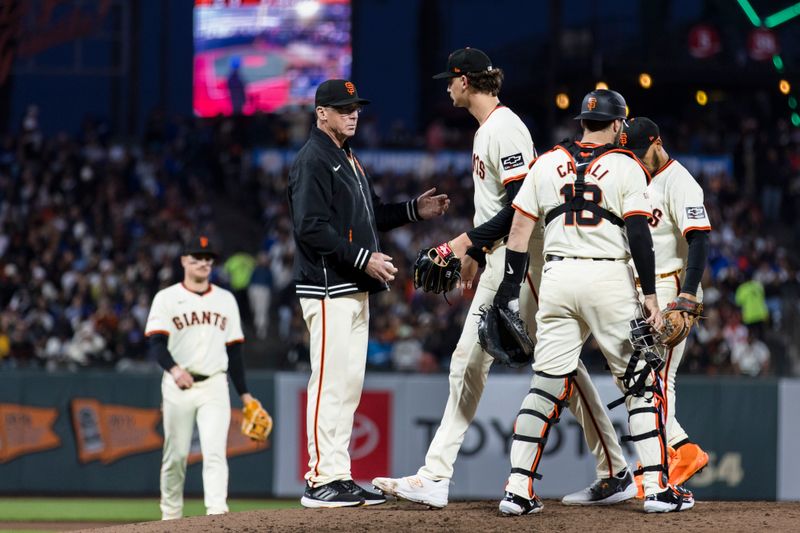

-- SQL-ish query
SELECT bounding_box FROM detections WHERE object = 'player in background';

[619,117,710,495]
[372,50,635,509]
[494,89,694,515]
[145,235,253,520]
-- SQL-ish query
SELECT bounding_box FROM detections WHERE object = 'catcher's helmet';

[574,89,627,121]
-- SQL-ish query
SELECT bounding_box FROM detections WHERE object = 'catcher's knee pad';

[509,371,575,482]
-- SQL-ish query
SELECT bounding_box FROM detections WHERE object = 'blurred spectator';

[730,329,771,377]
[248,251,273,339]
[735,277,769,338]
[224,251,256,326]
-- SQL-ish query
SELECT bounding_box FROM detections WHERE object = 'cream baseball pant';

[506,259,668,499]
[160,372,231,519]
[639,274,702,447]
[300,292,369,487]
[418,247,626,482]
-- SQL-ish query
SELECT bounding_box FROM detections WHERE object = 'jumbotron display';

[193,0,352,117]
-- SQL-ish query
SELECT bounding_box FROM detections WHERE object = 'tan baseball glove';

[658,297,704,348]
[241,398,273,442]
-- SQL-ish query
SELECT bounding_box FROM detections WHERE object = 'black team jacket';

[288,125,422,299]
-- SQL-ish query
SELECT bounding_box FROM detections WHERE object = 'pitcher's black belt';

[545,254,619,262]
[190,373,210,382]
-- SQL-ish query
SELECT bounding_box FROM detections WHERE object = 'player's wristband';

[503,249,527,285]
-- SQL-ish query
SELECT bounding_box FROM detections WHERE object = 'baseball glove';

[657,297,704,348]
[241,398,273,442]
[413,242,462,294]
[477,304,535,368]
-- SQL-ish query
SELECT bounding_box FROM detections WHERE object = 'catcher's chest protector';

[544,142,634,228]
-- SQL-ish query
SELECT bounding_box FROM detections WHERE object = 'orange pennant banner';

[71,399,163,464]
[0,404,61,463]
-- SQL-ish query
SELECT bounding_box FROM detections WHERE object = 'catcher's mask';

[629,317,666,373]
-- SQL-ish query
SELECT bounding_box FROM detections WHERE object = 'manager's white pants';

[300,292,369,486]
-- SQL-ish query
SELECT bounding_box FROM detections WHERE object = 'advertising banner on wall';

[274,372,779,500]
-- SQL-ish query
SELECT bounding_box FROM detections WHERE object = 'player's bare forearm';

[507,211,534,253]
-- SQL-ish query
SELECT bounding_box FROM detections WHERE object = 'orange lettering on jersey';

[172,317,184,330]
[590,164,609,180]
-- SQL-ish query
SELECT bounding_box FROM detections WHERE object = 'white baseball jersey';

[513,143,652,259]
[472,106,536,226]
[642,159,712,274]
[145,283,244,376]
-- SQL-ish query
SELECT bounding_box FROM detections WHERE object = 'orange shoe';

[669,443,709,486]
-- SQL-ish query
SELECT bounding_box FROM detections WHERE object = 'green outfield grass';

[0,497,300,522]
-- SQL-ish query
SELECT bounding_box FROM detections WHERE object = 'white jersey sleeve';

[669,173,711,236]
[491,121,536,187]
[620,164,652,220]
[511,163,541,222]
[145,290,174,337]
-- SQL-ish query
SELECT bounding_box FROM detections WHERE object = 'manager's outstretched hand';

[417,188,450,219]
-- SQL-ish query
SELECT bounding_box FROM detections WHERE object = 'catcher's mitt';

[657,297,704,348]
[413,242,462,294]
[477,304,535,368]
[241,398,273,442]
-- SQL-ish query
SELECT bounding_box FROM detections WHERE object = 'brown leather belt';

[635,269,682,287]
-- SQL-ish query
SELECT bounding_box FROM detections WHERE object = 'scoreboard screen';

[193,0,352,116]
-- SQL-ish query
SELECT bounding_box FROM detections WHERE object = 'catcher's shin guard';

[607,317,670,496]
[506,371,574,498]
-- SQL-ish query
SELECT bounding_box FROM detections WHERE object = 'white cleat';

[561,468,637,506]
[371,474,449,509]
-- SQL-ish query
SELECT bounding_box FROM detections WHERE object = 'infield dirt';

[62,499,800,532]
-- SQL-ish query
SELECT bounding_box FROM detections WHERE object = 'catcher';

[145,235,272,520]
[568,117,710,500]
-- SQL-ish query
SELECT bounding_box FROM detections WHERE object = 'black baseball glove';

[413,242,462,294]
[477,304,535,368]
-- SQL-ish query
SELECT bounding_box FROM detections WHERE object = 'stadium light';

[639,73,652,89]
[696,90,708,106]
[737,0,761,26]
[595,81,609,90]
[790,97,798,109]
[765,2,800,28]
[792,112,800,127]
[555,93,570,109]
[780,80,791,95]
[773,55,784,71]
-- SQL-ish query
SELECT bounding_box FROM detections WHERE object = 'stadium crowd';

[1,107,799,378]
